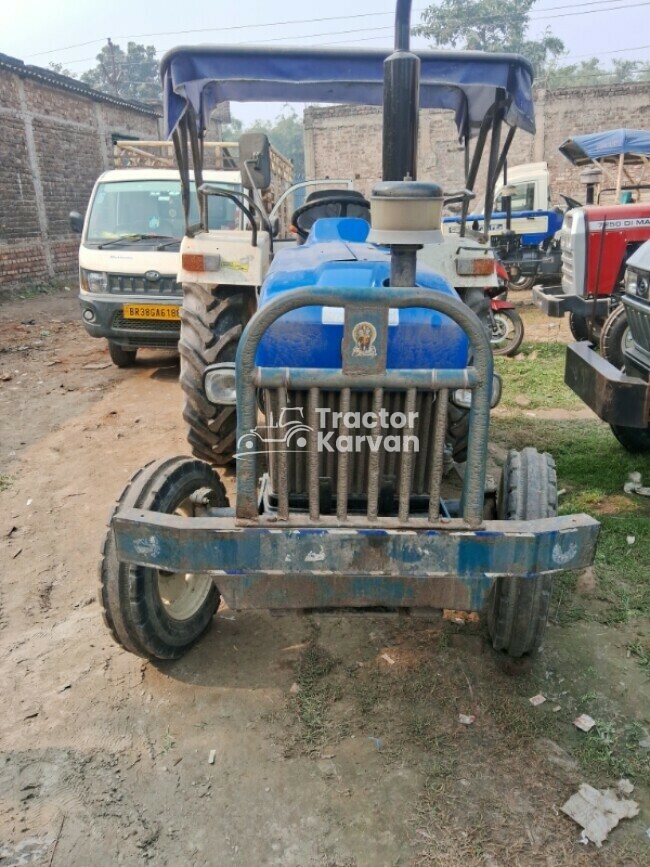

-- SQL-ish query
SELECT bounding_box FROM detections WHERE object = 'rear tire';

[507,274,535,292]
[108,340,137,368]
[610,423,650,453]
[99,456,228,659]
[487,448,558,657]
[599,303,629,369]
[446,403,470,463]
[179,284,254,466]
[448,287,491,463]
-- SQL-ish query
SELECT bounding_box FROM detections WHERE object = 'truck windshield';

[85,179,240,243]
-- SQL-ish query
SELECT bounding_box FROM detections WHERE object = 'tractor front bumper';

[532,286,610,319]
[565,341,650,427]
[113,510,599,612]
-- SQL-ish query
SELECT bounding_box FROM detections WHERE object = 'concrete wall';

[304,82,650,204]
[0,66,160,286]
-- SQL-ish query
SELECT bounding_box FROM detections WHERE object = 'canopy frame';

[162,43,534,236]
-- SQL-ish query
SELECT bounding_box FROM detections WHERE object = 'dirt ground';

[1,290,648,866]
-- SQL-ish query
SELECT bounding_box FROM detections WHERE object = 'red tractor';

[534,129,650,367]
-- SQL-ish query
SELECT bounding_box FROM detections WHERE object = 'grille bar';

[627,305,650,353]
[336,388,351,521]
[366,388,384,521]
[308,387,320,521]
[398,388,417,523]
[276,389,289,520]
[107,274,182,296]
[428,388,448,522]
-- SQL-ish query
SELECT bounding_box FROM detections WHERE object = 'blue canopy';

[559,129,650,165]
[161,45,535,141]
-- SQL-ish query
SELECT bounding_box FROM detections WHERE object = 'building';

[0,53,161,287]
[304,82,650,205]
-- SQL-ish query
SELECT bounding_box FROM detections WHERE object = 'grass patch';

[494,342,582,410]
[0,474,12,492]
[628,638,650,675]
[289,643,341,747]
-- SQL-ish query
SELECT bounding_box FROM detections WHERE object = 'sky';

[4,0,650,123]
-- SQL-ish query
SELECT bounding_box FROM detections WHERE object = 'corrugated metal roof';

[0,52,160,116]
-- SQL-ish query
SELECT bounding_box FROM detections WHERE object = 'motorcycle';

[487,263,525,356]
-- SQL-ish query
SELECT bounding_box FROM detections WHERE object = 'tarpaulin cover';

[559,129,650,165]
[161,45,535,140]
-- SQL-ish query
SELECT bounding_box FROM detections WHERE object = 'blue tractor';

[101,1,598,662]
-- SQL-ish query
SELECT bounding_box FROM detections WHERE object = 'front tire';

[179,284,254,465]
[568,312,590,342]
[487,448,558,657]
[99,456,228,659]
[599,303,630,369]
[610,423,650,453]
[108,340,137,367]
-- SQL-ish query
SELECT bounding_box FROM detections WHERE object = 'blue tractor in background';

[100,1,598,664]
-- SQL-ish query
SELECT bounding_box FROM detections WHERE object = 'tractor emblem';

[352,321,377,357]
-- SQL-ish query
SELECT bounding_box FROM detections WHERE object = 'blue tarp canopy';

[559,129,650,165]
[161,45,535,141]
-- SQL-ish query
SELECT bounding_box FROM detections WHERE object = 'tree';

[80,41,160,102]
[48,62,77,79]
[246,109,305,180]
[414,0,565,73]
[544,57,650,89]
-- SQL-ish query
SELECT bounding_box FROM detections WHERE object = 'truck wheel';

[108,340,137,367]
[610,423,650,453]
[568,313,590,341]
[487,448,558,657]
[179,284,253,465]
[599,304,630,369]
[99,456,227,659]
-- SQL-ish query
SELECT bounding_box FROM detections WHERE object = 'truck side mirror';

[238,133,271,191]
[69,211,84,234]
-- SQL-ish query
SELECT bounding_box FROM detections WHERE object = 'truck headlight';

[80,269,108,293]
[204,362,236,405]
[452,373,502,409]
[626,268,650,299]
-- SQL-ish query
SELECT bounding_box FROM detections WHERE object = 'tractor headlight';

[452,373,502,410]
[204,362,236,405]
[80,269,108,293]
[625,268,650,299]
[625,269,639,295]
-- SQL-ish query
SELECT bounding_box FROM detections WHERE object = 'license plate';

[122,303,180,321]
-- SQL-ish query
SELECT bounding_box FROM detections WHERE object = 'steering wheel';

[291,193,371,239]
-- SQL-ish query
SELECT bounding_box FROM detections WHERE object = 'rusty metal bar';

[366,387,384,520]
[398,388,417,522]
[256,367,477,391]
[428,389,449,522]
[276,388,290,520]
[308,387,320,520]
[337,388,351,521]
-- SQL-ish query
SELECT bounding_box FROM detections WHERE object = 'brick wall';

[0,64,160,286]
[305,82,650,205]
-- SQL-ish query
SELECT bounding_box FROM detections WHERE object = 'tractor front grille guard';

[235,285,493,528]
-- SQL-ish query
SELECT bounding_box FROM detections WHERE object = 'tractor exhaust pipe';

[382,0,420,182]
